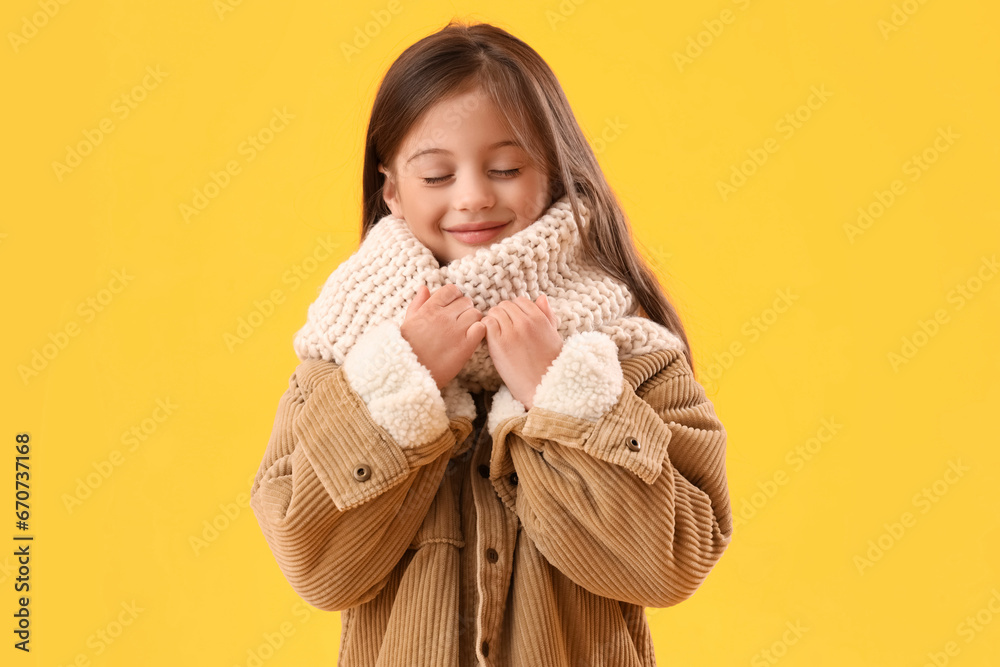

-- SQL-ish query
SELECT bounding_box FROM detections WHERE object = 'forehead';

[400,89,520,160]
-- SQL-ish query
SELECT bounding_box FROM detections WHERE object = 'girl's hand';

[482,294,563,410]
[400,284,487,390]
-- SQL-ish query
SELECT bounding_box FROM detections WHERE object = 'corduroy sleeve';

[250,350,474,612]
[487,347,733,608]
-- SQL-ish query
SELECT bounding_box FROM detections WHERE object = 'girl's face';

[379,86,551,264]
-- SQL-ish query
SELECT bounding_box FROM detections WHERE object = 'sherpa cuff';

[486,331,624,438]
[441,377,477,423]
[341,320,451,449]
[487,384,527,438]
[533,331,624,421]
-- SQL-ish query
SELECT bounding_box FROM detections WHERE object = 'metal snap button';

[509,472,518,486]
[478,463,490,479]
[486,547,498,563]
[352,463,371,481]
[626,437,641,452]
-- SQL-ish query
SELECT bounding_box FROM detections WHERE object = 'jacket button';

[509,472,518,486]
[352,463,371,481]
[481,640,490,656]
[486,547,498,563]
[478,464,490,479]
[626,437,641,452]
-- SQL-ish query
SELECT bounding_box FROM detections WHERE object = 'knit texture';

[292,194,686,396]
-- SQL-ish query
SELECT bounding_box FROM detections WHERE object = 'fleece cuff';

[441,376,477,423]
[533,330,624,420]
[487,384,527,438]
[341,320,451,449]
[486,331,624,437]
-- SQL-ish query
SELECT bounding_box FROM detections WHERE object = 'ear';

[378,164,401,218]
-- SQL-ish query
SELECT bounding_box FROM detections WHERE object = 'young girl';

[251,20,732,666]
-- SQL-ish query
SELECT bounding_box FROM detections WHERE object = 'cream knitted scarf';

[292,194,686,395]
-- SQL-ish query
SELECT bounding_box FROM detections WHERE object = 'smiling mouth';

[445,221,510,244]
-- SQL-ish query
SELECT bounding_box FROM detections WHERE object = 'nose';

[451,170,496,213]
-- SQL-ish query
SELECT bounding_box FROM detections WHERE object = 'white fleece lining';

[341,319,451,449]
[486,331,624,437]
[532,331,624,420]
[441,377,477,423]
[487,384,527,438]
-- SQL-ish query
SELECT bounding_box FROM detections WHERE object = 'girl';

[251,19,732,667]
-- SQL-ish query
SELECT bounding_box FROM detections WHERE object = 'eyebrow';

[405,140,522,164]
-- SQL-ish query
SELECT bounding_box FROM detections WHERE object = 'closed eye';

[422,168,522,185]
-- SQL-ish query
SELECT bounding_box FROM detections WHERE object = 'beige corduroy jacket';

[250,320,733,666]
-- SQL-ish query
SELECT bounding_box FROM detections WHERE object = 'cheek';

[412,210,446,242]
[520,173,551,217]
[519,194,546,222]
[417,219,442,242]
[398,186,433,227]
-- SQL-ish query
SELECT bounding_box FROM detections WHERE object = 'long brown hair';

[360,19,697,375]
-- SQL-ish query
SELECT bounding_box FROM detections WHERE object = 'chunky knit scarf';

[292,194,686,395]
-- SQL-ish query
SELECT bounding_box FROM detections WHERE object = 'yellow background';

[3,0,999,664]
